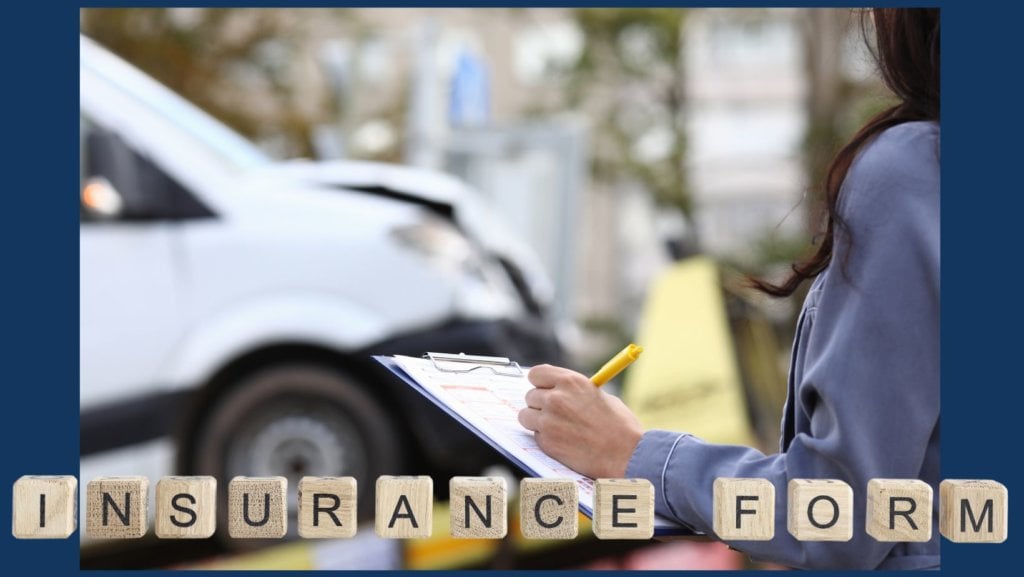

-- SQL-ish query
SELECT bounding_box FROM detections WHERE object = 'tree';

[82,8,341,158]
[562,9,692,220]
[800,9,892,240]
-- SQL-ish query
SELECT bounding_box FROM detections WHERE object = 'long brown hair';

[752,8,940,297]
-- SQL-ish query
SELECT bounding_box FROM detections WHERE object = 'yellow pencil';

[590,343,644,387]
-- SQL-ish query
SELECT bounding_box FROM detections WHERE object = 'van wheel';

[191,364,403,549]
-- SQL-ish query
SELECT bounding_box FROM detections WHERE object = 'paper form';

[393,355,598,511]
[389,355,684,533]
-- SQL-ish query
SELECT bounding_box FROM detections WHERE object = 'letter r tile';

[298,476,358,539]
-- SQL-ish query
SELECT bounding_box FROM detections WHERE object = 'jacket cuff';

[625,429,689,521]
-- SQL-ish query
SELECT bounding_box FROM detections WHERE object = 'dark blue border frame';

[1,1,1018,574]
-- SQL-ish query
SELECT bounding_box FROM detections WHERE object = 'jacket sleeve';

[626,124,940,570]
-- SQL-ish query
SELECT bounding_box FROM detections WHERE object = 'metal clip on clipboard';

[425,352,524,377]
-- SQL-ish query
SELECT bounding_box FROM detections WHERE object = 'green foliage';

[571,8,683,82]
[800,11,891,224]
[559,8,693,217]
[82,8,344,158]
[752,231,816,269]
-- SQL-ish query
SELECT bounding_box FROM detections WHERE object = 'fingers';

[525,388,573,412]
[533,429,554,456]
[525,387,546,409]
[518,406,542,431]
[528,364,589,390]
[603,390,626,407]
[527,364,560,389]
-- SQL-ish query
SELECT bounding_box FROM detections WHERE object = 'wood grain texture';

[298,476,358,539]
[449,476,507,538]
[155,476,217,539]
[519,478,578,540]
[786,479,852,542]
[12,476,77,539]
[866,479,932,542]
[593,478,653,540]
[227,476,287,539]
[939,479,1007,543]
[86,476,149,539]
[713,477,775,541]
[375,476,432,538]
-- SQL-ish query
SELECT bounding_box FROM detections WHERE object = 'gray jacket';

[626,121,940,570]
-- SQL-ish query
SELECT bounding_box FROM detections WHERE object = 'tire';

[191,364,404,548]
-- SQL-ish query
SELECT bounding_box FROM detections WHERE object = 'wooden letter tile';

[375,476,432,538]
[86,476,149,539]
[940,479,1007,543]
[227,476,287,539]
[519,478,578,539]
[12,475,77,539]
[713,477,775,541]
[155,476,217,539]
[866,479,932,542]
[298,476,358,539]
[787,479,853,542]
[593,478,653,540]
[450,477,507,539]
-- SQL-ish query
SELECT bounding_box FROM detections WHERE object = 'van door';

[79,114,190,408]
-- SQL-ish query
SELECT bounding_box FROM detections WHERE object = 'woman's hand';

[517,364,644,479]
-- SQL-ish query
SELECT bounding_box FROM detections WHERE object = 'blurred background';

[79,7,889,570]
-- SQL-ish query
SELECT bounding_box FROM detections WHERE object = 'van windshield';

[82,43,271,172]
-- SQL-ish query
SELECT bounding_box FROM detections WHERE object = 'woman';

[517,8,940,570]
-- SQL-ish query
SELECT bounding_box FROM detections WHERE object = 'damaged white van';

[80,35,564,545]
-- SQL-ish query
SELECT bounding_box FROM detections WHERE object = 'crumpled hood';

[259,159,555,307]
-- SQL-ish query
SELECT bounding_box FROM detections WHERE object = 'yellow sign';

[624,257,755,446]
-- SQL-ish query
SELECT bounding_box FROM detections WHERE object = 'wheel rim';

[224,398,370,535]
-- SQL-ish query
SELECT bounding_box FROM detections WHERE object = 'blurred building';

[685,9,807,258]
[259,7,859,356]
[325,9,850,338]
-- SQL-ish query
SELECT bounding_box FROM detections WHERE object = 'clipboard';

[424,352,525,376]
[374,353,694,537]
